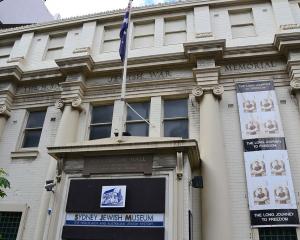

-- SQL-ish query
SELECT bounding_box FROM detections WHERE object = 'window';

[0,211,22,240]
[133,21,155,49]
[229,9,256,38]
[22,111,46,148]
[90,105,114,139]
[126,102,150,136]
[102,25,120,53]
[163,99,188,139]
[164,17,187,45]
[44,34,66,60]
[259,227,298,240]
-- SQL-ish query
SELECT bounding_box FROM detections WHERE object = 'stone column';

[34,75,85,240]
[193,61,231,240]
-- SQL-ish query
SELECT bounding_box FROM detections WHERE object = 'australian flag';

[119,0,132,62]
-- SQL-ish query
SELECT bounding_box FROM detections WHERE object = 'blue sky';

[45,0,177,18]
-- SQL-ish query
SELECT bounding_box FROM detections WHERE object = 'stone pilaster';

[73,21,97,55]
[271,0,300,31]
[190,55,231,240]
[193,6,213,39]
[0,83,15,138]
[7,32,34,66]
[33,74,86,240]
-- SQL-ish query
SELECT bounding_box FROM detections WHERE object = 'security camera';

[45,180,56,192]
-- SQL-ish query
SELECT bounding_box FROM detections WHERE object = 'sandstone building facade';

[0,0,300,240]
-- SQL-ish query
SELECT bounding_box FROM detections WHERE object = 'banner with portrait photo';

[236,81,299,227]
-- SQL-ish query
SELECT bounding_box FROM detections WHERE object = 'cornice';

[55,55,94,76]
[184,39,226,63]
[0,0,269,37]
[274,31,300,56]
[0,65,23,82]
[48,137,201,169]
[223,44,279,60]
[20,68,63,82]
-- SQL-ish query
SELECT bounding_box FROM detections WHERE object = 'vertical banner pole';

[118,0,133,141]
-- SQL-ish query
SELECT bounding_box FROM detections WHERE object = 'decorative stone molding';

[192,85,224,100]
[290,79,300,95]
[212,85,224,98]
[55,55,94,76]
[55,99,65,110]
[274,32,300,56]
[71,96,83,111]
[184,39,225,63]
[0,65,23,82]
[55,96,83,111]
[280,24,300,31]
[195,32,213,38]
[192,86,204,99]
[0,104,11,118]
[6,56,24,64]
[11,149,39,159]
[73,47,91,54]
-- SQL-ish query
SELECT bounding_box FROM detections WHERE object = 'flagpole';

[118,0,133,141]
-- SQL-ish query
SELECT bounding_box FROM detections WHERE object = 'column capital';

[0,104,11,118]
[55,99,65,111]
[286,59,300,94]
[71,96,83,111]
[58,73,86,111]
[55,96,83,111]
[192,85,224,100]
[290,79,300,94]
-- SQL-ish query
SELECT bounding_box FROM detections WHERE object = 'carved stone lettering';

[83,155,153,175]
[88,69,193,86]
[222,60,284,75]
[109,70,172,84]
[17,83,61,94]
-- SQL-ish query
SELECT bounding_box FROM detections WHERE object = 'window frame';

[163,98,189,139]
[21,110,46,149]
[89,104,114,140]
[259,227,298,240]
[0,203,29,240]
[125,101,150,137]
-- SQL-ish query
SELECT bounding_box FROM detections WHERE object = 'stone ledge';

[11,149,39,159]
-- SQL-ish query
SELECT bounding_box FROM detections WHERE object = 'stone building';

[0,0,300,240]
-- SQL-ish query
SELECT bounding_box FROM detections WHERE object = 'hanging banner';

[236,80,299,227]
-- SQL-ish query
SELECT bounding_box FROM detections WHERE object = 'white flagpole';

[118,0,133,141]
